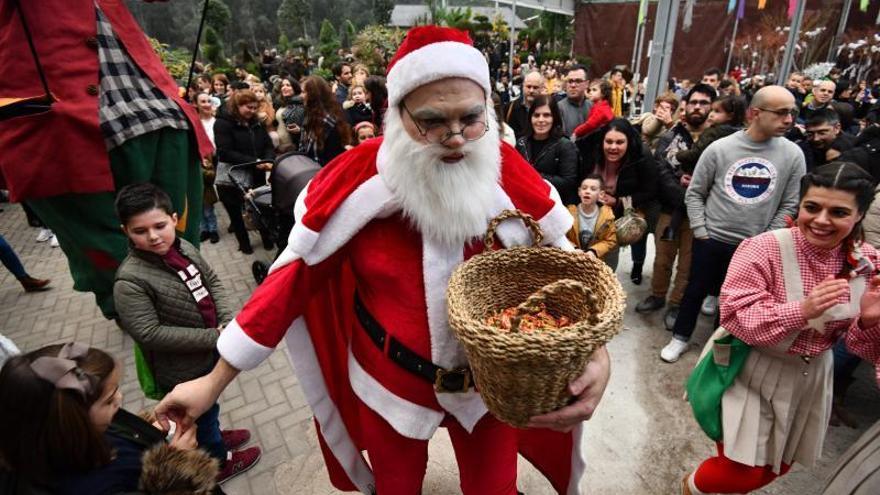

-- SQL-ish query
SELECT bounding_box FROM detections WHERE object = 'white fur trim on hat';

[386,41,491,106]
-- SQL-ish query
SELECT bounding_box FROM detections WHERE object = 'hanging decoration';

[683,0,697,30]
[861,0,870,12]
[788,0,798,18]
[758,0,767,9]
[738,0,747,19]
[638,0,649,25]
[728,0,737,13]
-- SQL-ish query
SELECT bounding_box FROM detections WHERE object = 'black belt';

[354,291,472,393]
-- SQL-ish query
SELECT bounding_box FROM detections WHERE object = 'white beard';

[379,104,501,247]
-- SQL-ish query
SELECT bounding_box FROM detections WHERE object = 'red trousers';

[358,399,519,494]
[693,442,791,493]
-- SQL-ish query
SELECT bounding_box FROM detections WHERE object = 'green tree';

[372,0,394,26]
[278,33,291,55]
[202,26,226,68]
[278,0,311,40]
[318,19,341,66]
[149,37,191,81]
[205,0,231,35]
[341,19,357,50]
[352,25,404,74]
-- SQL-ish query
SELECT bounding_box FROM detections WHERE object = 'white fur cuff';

[217,319,275,371]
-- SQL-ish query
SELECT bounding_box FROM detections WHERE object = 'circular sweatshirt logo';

[724,158,778,204]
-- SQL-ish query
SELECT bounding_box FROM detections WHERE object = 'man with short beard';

[155,26,611,494]
[557,64,593,136]
[797,107,855,172]
[636,84,716,330]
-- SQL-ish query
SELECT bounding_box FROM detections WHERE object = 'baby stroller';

[227,152,321,284]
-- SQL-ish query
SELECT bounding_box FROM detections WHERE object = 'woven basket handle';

[509,279,600,333]
[484,209,544,251]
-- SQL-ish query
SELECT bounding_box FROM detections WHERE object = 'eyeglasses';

[401,104,489,144]
[757,107,799,118]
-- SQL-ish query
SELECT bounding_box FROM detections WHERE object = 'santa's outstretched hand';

[526,345,611,432]
[155,358,240,432]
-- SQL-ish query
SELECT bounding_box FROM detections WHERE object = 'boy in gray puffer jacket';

[113,183,261,484]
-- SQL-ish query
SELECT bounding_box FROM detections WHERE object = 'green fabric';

[686,333,752,441]
[25,128,202,319]
[134,342,165,400]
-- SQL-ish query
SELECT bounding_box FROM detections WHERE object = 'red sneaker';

[221,429,252,451]
[217,446,261,484]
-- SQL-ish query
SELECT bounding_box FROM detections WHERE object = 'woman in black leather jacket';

[213,89,275,254]
[581,118,659,281]
[515,95,579,205]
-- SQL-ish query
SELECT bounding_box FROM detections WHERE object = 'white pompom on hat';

[385,25,491,107]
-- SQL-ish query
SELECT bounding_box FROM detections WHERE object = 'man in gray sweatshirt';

[660,85,806,363]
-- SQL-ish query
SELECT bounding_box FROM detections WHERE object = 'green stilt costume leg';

[26,128,203,318]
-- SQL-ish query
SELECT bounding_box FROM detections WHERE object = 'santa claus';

[156,26,611,494]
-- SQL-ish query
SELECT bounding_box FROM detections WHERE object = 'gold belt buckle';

[434,368,471,393]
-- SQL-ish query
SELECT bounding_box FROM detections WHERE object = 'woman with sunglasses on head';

[682,162,880,495]
[515,95,579,205]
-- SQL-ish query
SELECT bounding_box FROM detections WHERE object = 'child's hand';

[170,422,198,451]
[680,174,692,187]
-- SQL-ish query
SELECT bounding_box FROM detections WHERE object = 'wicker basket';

[447,209,626,427]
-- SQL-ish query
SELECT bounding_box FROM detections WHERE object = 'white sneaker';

[36,228,53,242]
[660,337,689,363]
[49,235,59,248]
[701,296,718,316]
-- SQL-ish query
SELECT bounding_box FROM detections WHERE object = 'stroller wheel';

[252,260,270,284]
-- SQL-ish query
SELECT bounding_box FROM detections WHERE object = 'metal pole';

[509,0,517,73]
[724,16,740,75]
[631,20,647,117]
[644,0,679,108]
[827,0,853,63]
[630,17,642,71]
[777,0,806,85]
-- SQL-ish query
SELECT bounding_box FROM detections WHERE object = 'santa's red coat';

[0,0,212,201]
[217,138,589,493]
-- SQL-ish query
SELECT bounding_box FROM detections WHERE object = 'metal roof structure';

[390,5,529,29]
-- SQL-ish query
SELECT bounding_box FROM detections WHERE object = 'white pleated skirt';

[721,346,833,473]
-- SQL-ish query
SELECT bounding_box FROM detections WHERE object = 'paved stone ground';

[2,202,878,494]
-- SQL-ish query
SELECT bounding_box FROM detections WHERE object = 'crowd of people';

[3,17,880,495]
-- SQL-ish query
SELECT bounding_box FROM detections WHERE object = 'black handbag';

[0,0,55,121]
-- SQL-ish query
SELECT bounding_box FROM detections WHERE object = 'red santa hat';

[386,25,491,107]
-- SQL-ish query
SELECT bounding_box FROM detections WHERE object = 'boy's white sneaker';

[660,337,689,363]
[701,295,718,316]
[49,235,59,248]
[36,228,53,242]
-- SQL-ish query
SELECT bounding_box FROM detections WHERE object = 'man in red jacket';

[0,0,212,318]
[156,26,612,494]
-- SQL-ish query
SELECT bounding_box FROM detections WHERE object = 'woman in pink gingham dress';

[683,162,880,494]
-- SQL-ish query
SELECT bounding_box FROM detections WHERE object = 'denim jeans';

[195,402,226,463]
[202,204,218,234]
[672,237,739,341]
[0,234,27,279]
